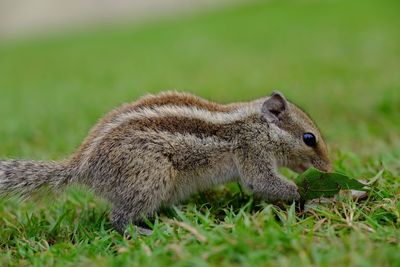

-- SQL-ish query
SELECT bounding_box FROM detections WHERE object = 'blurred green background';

[0,0,399,265]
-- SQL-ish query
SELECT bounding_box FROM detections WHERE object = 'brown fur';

[74,92,242,162]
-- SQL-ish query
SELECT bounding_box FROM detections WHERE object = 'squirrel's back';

[72,91,248,163]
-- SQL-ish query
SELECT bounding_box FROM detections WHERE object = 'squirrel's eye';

[303,133,316,147]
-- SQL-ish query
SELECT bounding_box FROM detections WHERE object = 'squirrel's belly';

[167,155,238,204]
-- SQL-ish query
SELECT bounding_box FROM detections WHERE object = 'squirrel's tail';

[0,160,73,198]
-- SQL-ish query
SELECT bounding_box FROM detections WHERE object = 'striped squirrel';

[0,91,331,234]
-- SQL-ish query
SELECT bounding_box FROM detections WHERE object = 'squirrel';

[0,91,331,234]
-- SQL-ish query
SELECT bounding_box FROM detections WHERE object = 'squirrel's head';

[261,91,332,173]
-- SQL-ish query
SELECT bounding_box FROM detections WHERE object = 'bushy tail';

[0,160,73,198]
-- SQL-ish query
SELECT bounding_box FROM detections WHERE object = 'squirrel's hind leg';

[109,207,154,236]
[107,165,176,235]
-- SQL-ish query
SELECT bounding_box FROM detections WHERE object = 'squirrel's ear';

[262,91,288,122]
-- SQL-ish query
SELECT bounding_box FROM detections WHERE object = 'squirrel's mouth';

[291,160,332,174]
[291,163,311,174]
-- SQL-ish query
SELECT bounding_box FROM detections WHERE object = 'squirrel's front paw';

[274,183,300,203]
[285,183,301,202]
[261,182,300,203]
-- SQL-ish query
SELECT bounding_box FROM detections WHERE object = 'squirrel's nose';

[313,160,332,172]
[320,163,333,172]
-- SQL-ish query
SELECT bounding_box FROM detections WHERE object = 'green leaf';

[295,167,366,201]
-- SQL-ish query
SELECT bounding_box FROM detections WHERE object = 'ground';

[0,0,399,266]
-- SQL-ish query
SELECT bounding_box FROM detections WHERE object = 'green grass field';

[0,0,399,266]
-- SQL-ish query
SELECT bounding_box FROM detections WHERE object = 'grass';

[0,0,399,266]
